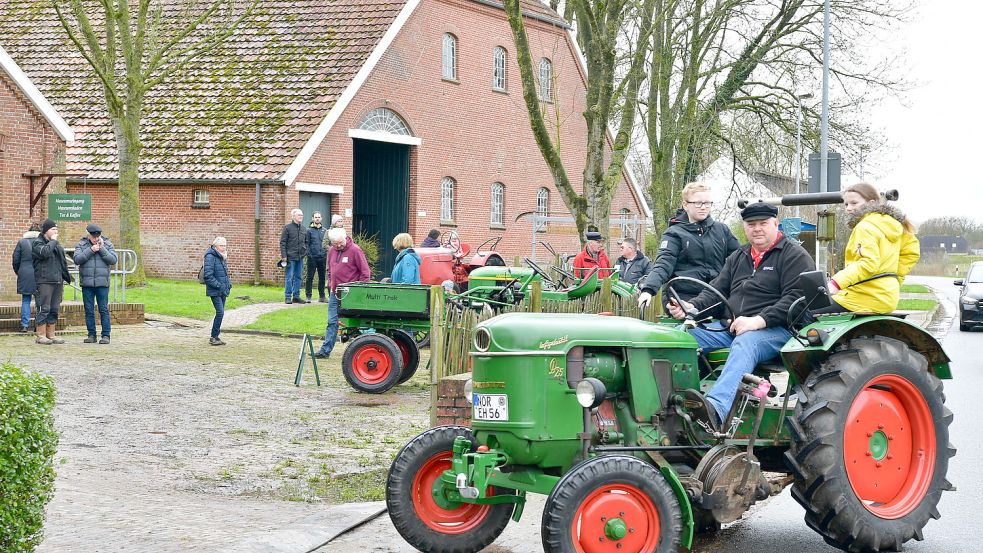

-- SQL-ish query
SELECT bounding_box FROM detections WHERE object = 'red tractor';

[417,231,506,291]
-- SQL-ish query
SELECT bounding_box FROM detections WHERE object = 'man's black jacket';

[689,234,814,328]
[279,221,308,261]
[639,211,740,298]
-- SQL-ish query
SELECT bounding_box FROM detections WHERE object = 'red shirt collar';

[750,231,783,269]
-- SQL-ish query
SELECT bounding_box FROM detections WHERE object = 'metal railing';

[67,249,139,303]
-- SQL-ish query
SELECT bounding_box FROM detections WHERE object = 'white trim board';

[281,0,423,186]
[0,44,75,143]
[348,128,422,146]
[295,182,344,194]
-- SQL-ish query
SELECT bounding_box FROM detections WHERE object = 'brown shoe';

[46,324,65,344]
[36,324,53,345]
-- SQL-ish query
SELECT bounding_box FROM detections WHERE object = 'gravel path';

[220,301,317,328]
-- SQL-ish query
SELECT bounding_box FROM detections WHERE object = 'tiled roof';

[0,0,564,181]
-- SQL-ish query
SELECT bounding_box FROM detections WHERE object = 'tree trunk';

[112,92,146,284]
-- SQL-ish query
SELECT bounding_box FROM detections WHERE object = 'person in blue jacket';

[391,233,421,284]
[203,236,232,345]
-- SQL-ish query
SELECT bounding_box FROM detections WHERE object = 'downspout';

[254,182,261,285]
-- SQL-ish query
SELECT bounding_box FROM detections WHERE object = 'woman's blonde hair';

[681,182,711,202]
[392,233,414,250]
[844,182,915,233]
[212,236,227,246]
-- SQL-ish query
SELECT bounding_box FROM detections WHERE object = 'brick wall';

[435,372,472,427]
[0,302,145,331]
[0,68,66,300]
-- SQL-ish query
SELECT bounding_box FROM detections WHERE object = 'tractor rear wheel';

[389,330,420,384]
[541,455,682,553]
[341,333,403,393]
[386,426,514,553]
[785,336,955,552]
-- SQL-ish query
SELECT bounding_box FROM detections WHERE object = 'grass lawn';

[900,284,930,294]
[126,279,286,320]
[244,304,326,335]
[897,299,937,311]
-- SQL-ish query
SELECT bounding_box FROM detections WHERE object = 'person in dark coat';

[11,222,40,332]
[305,211,328,302]
[421,228,441,248]
[74,223,118,344]
[203,236,232,345]
[638,182,740,304]
[279,208,308,304]
[31,219,72,345]
[614,238,652,285]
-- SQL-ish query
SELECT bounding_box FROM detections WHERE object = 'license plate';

[472,394,508,421]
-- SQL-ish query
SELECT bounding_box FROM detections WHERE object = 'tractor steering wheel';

[662,276,736,332]
[524,258,556,287]
[551,265,576,287]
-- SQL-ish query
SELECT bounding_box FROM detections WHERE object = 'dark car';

[955,261,983,331]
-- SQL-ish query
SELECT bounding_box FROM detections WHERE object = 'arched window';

[490,182,505,225]
[442,33,457,80]
[619,208,632,238]
[358,108,411,135]
[441,177,455,221]
[493,46,507,91]
[539,58,552,101]
[536,187,549,231]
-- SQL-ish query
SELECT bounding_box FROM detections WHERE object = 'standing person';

[12,223,40,332]
[391,233,421,284]
[73,224,118,344]
[822,182,920,314]
[31,219,72,345]
[331,214,344,229]
[421,229,441,248]
[279,208,308,304]
[315,228,370,359]
[637,182,740,305]
[614,238,652,285]
[572,230,612,279]
[305,211,328,303]
[203,236,232,345]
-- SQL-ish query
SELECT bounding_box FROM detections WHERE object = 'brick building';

[0,44,73,300]
[1,0,647,283]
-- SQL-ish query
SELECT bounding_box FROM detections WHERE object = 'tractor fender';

[644,452,695,549]
[782,315,952,383]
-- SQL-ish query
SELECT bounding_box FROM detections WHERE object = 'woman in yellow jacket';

[825,182,920,313]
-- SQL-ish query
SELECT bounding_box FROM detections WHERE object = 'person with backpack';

[203,236,232,345]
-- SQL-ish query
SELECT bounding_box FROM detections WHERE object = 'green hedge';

[0,363,58,552]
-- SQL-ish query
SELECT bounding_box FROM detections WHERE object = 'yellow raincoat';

[831,205,920,313]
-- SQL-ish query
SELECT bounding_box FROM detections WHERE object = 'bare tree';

[49,0,257,281]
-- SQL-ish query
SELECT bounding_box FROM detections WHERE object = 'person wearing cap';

[11,222,41,332]
[74,223,118,344]
[572,230,612,280]
[637,182,740,304]
[31,219,73,345]
[652,202,814,430]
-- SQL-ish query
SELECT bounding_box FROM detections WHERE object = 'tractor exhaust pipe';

[737,189,898,209]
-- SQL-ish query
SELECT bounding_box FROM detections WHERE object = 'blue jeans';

[82,286,111,337]
[690,322,792,423]
[317,292,340,356]
[210,295,226,338]
[285,259,304,300]
[21,294,33,329]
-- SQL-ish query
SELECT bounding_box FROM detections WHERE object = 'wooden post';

[600,276,613,313]
[530,280,542,312]
[429,285,445,427]
[514,255,522,267]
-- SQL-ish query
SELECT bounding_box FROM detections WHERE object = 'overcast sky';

[864,0,983,225]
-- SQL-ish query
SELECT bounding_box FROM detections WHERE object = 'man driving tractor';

[641,202,814,429]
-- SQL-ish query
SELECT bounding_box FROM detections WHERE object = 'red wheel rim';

[570,483,660,553]
[351,343,393,385]
[411,450,491,534]
[843,374,936,519]
[394,336,411,367]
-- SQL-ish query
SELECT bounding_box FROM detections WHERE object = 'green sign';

[48,194,92,221]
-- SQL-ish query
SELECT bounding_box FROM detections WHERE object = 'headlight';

[576,378,607,409]
[962,297,978,305]
[473,327,491,351]
[463,378,474,405]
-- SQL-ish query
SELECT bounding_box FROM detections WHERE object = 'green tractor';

[385,275,955,552]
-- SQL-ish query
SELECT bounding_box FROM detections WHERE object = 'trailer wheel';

[785,336,955,552]
[342,333,403,393]
[389,330,420,384]
[541,455,682,553]
[387,426,514,553]
[413,330,431,348]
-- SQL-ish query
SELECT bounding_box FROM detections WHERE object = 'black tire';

[541,455,682,553]
[959,322,970,332]
[389,330,421,384]
[341,333,404,393]
[413,329,431,348]
[785,336,955,552]
[386,426,514,553]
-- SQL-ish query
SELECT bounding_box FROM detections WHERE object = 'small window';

[620,208,632,238]
[493,47,507,91]
[192,189,210,208]
[490,182,504,225]
[441,177,455,222]
[539,58,552,102]
[536,187,549,231]
[442,33,458,81]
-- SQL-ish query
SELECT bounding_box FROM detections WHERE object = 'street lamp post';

[794,92,814,217]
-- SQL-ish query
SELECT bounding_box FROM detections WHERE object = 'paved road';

[323,276,979,552]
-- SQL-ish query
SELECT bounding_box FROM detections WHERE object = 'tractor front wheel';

[386,426,514,553]
[389,330,421,384]
[785,336,955,552]
[341,333,403,393]
[541,455,681,553]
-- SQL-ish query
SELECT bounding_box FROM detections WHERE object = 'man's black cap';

[85,223,102,235]
[585,231,603,241]
[740,202,778,221]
